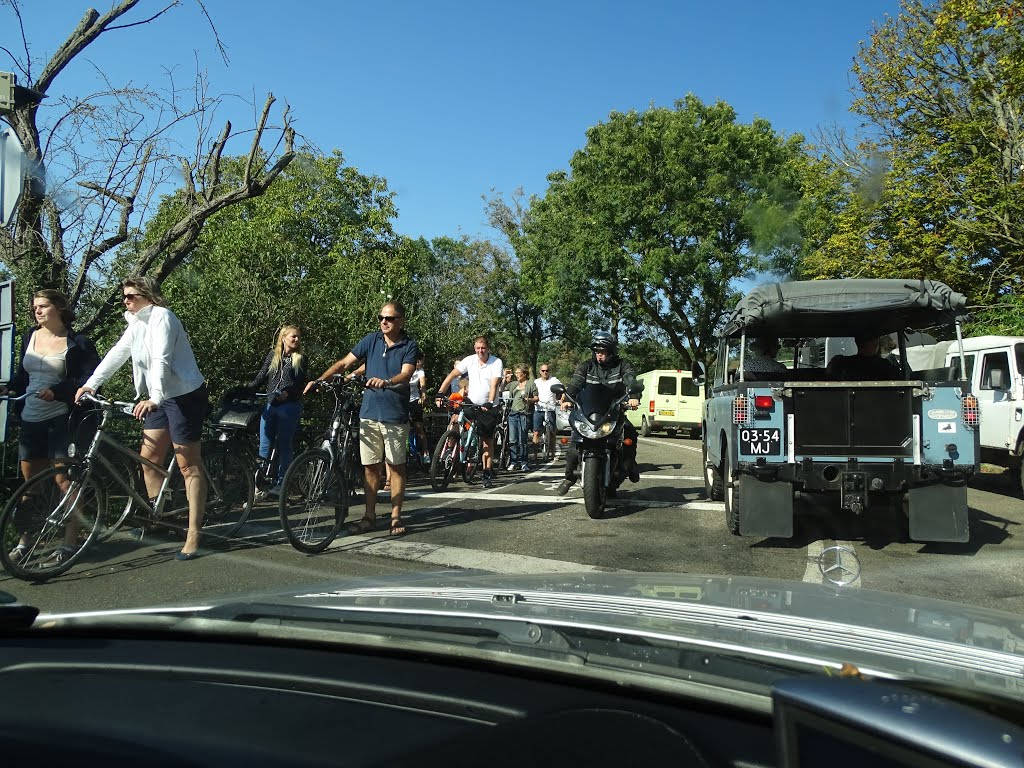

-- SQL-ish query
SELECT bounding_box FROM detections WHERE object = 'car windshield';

[3,0,1024,720]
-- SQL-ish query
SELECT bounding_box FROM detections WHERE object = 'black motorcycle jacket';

[565,354,636,399]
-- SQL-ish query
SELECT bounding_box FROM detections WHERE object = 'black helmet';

[590,330,616,353]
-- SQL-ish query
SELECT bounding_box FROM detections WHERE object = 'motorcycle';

[552,381,643,519]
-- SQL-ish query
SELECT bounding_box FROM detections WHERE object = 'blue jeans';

[259,399,302,485]
[508,412,529,465]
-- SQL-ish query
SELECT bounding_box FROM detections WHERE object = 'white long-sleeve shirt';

[85,304,204,405]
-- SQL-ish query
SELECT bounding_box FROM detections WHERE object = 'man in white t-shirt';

[437,336,503,487]
[531,363,561,457]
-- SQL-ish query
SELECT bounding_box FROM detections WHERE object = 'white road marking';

[423,490,722,510]
[802,540,824,583]
[329,532,612,574]
[638,437,701,453]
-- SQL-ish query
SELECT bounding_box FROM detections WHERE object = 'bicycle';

[405,425,429,476]
[0,392,254,580]
[209,388,314,499]
[492,392,512,472]
[429,396,486,491]
[538,405,558,462]
[277,374,366,553]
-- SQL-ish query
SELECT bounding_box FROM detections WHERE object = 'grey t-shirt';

[21,343,70,422]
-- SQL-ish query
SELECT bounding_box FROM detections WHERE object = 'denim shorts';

[18,413,71,461]
[143,384,209,444]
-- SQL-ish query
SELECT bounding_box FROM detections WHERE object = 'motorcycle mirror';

[551,383,565,396]
[628,382,644,395]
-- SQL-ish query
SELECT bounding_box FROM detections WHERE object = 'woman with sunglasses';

[1,288,100,565]
[76,277,208,561]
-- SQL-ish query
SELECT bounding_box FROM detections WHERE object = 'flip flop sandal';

[389,516,406,536]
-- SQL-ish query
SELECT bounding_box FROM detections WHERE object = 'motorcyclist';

[556,331,641,496]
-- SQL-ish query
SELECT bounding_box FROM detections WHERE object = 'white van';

[628,369,703,438]
[907,335,1024,489]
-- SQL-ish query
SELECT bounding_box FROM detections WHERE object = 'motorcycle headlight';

[67,442,76,458]
[596,421,615,437]
[571,416,598,438]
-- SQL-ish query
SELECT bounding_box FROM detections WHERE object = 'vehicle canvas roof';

[720,279,968,338]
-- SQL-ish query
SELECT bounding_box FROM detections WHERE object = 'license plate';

[740,427,781,456]
[658,409,675,416]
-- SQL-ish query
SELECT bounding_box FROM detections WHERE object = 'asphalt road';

[3,434,1023,616]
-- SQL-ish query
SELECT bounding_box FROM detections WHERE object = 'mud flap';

[907,485,970,543]
[739,475,793,538]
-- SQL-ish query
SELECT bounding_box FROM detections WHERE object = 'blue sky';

[10,0,903,242]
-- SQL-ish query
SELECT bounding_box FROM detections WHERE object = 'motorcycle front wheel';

[582,455,606,520]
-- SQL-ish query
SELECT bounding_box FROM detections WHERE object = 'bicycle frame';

[76,399,184,518]
[77,394,235,522]
[454,405,481,465]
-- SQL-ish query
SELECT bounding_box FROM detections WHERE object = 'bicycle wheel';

[404,431,422,476]
[95,452,141,543]
[543,417,556,462]
[201,448,255,540]
[279,448,345,553]
[341,429,363,501]
[494,426,509,473]
[462,431,480,484]
[0,467,106,581]
[430,429,460,492]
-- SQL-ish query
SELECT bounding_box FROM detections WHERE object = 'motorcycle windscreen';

[575,384,618,426]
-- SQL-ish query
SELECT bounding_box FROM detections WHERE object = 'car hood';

[29,570,1024,701]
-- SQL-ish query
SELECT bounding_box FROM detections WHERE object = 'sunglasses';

[378,315,401,323]
[123,293,142,301]
[540,370,549,373]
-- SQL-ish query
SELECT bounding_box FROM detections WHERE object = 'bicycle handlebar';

[0,392,31,402]
[312,374,407,394]
[77,391,138,411]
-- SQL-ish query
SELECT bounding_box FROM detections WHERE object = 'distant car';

[556,407,570,433]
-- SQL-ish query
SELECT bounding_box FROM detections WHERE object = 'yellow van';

[627,369,704,438]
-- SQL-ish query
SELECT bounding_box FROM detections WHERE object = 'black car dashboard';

[0,628,1021,767]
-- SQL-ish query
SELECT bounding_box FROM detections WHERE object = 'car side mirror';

[691,361,705,386]
[551,384,565,397]
[628,382,644,396]
[989,368,1007,390]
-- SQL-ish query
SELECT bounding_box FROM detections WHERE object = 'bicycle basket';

[213,395,262,433]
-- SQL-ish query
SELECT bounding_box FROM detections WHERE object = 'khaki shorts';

[359,419,409,465]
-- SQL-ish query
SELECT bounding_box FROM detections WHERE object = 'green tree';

[525,95,806,369]
[144,151,398,394]
[0,0,295,332]
[801,0,1024,303]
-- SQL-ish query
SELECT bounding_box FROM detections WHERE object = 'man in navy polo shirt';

[305,301,419,536]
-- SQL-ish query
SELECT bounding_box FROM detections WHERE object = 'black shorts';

[409,401,424,422]
[18,414,70,461]
[474,408,498,438]
[143,384,209,444]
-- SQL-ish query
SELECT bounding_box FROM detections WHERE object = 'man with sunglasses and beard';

[305,301,419,536]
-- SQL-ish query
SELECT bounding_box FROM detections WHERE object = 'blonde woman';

[76,277,208,560]
[247,325,307,494]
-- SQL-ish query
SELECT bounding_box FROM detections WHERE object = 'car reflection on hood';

[25,570,1024,705]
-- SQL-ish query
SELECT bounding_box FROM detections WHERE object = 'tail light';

[648,400,655,413]
[753,395,774,411]
[963,394,979,428]
[733,396,749,425]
